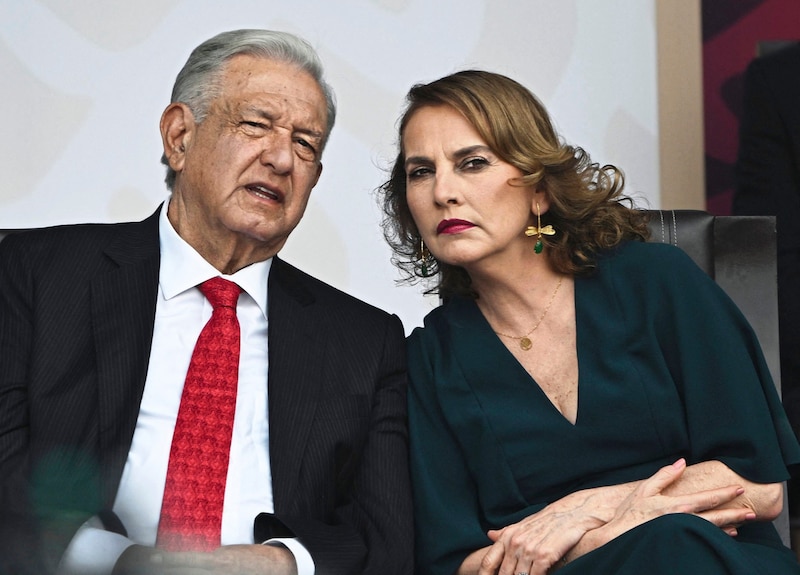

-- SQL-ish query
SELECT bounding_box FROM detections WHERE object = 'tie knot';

[199,277,241,310]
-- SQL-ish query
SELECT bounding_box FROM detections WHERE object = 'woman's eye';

[407,166,433,179]
[461,157,489,170]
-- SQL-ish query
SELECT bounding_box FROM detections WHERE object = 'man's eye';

[294,138,318,160]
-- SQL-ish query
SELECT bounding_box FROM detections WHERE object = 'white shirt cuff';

[57,516,135,575]
[264,537,315,575]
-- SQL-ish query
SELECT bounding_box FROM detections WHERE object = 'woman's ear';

[160,103,194,173]
[531,188,551,216]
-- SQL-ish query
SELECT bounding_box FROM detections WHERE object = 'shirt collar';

[158,199,272,318]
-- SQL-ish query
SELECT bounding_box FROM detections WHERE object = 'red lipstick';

[437,219,475,234]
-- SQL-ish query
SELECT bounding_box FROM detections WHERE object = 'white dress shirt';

[59,203,314,575]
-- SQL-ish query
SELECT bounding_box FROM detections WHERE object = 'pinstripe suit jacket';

[0,208,413,575]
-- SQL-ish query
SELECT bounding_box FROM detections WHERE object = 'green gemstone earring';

[417,238,435,277]
[525,202,556,254]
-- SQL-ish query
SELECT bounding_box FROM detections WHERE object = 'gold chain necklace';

[493,276,563,351]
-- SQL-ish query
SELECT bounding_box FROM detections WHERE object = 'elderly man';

[0,29,412,575]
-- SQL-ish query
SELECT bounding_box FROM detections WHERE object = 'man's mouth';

[246,184,282,202]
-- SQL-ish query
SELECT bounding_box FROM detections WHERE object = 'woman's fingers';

[493,526,572,575]
[637,459,687,496]
[487,527,505,542]
[477,540,507,575]
[679,485,745,514]
[632,460,745,516]
[697,505,756,528]
[486,505,583,571]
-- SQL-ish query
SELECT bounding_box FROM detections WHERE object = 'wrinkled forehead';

[216,54,328,128]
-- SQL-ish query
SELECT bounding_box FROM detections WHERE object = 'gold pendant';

[519,337,532,351]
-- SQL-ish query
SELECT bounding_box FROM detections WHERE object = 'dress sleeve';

[649,245,800,482]
[407,325,490,575]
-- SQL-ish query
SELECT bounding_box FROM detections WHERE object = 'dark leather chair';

[646,209,781,392]
[646,209,790,545]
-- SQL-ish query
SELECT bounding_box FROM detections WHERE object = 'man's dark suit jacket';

[0,208,413,575]
[734,42,800,437]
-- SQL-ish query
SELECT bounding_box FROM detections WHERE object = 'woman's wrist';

[571,483,636,525]
[567,523,612,561]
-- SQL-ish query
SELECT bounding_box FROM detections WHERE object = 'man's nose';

[259,131,293,174]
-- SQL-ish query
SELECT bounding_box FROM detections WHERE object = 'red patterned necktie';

[156,277,242,551]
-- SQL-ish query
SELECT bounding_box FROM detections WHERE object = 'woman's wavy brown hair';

[379,70,649,300]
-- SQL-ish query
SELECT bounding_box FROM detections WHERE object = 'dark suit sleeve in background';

[734,43,800,437]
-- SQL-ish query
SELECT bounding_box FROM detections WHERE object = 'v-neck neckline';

[447,287,584,427]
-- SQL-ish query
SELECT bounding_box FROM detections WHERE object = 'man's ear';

[312,162,323,188]
[160,103,194,173]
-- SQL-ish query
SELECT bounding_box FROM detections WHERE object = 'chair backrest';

[646,210,789,545]
[646,209,781,392]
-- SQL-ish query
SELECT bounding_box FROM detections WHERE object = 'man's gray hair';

[161,29,337,189]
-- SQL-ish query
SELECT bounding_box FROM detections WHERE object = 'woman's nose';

[432,172,461,206]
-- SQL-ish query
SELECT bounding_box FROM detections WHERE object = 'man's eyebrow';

[241,105,274,121]
[242,105,323,140]
[294,125,324,140]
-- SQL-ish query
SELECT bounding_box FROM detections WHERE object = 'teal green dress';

[408,241,800,574]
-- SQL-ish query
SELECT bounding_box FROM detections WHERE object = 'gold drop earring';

[525,202,556,254]
[416,238,435,277]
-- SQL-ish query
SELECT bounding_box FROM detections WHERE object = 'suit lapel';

[92,209,160,499]
[267,257,324,512]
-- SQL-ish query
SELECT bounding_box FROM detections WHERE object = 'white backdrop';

[0,0,659,332]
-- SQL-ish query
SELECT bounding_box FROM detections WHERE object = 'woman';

[380,70,800,575]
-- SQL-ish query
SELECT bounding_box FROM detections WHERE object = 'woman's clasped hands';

[476,459,756,575]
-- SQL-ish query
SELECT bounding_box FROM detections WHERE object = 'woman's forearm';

[568,460,775,562]
[456,460,779,573]
[455,483,642,575]
[662,459,783,520]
